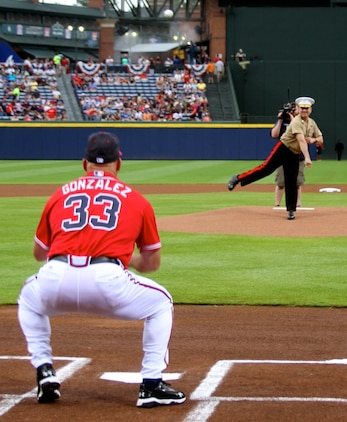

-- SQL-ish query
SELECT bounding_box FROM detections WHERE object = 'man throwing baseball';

[227,96,323,220]
[17,131,186,408]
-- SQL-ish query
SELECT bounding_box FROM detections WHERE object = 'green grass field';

[0,159,346,184]
[0,159,346,307]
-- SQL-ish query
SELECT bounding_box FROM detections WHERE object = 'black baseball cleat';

[136,381,186,408]
[287,211,295,220]
[227,174,239,191]
[37,363,61,403]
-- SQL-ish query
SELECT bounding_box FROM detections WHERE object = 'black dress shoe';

[287,211,295,220]
[227,174,239,191]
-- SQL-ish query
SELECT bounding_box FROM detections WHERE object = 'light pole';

[67,24,85,64]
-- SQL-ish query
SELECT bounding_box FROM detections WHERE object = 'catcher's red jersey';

[35,170,161,267]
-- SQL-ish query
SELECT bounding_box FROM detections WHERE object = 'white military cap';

[295,96,315,108]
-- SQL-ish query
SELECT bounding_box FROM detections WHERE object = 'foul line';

[0,356,91,417]
[183,359,347,422]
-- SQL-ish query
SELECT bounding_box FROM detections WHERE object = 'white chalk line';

[183,359,347,422]
[0,356,91,417]
[194,396,347,403]
[190,360,234,400]
[273,207,315,211]
[3,357,347,421]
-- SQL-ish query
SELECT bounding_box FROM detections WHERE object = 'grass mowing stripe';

[0,161,80,183]
[1,160,346,184]
[1,196,346,306]
[121,160,240,184]
[2,230,346,306]
[148,192,347,216]
[154,233,347,306]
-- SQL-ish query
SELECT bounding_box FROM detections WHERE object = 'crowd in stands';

[0,52,223,121]
[72,67,212,122]
[0,58,67,121]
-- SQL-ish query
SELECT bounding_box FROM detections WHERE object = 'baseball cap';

[295,96,315,108]
[84,131,121,164]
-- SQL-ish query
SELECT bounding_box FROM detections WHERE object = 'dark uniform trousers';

[238,141,300,212]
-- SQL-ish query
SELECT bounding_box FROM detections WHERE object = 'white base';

[100,372,183,383]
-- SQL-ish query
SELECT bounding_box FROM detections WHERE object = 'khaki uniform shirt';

[280,115,322,154]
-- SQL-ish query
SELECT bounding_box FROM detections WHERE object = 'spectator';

[335,139,344,161]
[121,53,129,65]
[173,55,181,66]
[23,57,34,75]
[196,78,206,93]
[142,56,150,71]
[155,74,165,90]
[154,56,162,72]
[45,100,58,120]
[6,101,15,117]
[60,56,70,74]
[23,112,33,121]
[85,107,100,120]
[0,102,6,117]
[52,53,62,77]
[105,55,114,72]
[183,69,191,84]
[214,53,221,63]
[172,69,183,83]
[148,57,155,74]
[235,48,246,62]
[142,108,152,121]
[215,57,224,83]
[186,41,199,65]
[202,111,212,122]
[12,85,21,100]
[7,73,17,84]
[164,57,173,72]
[71,71,84,89]
[134,107,143,121]
[206,59,215,84]
[14,100,23,115]
[29,78,39,93]
[172,107,183,121]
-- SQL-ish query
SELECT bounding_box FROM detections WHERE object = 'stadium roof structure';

[129,42,180,53]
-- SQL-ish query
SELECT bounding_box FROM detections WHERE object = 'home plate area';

[183,359,347,422]
[2,306,347,421]
[99,359,347,421]
[2,356,347,421]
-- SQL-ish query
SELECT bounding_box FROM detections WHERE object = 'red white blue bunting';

[185,64,208,77]
[77,61,102,76]
[126,64,150,75]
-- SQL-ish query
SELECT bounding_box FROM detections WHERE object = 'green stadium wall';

[227,6,347,159]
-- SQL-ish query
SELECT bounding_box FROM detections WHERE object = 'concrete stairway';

[204,69,240,122]
[56,73,84,121]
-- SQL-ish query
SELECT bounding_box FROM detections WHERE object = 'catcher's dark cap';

[84,131,121,164]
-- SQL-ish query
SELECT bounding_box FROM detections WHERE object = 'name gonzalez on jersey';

[62,177,132,198]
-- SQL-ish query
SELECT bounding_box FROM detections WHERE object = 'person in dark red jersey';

[17,132,186,408]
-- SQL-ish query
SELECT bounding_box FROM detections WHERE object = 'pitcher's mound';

[157,206,346,237]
